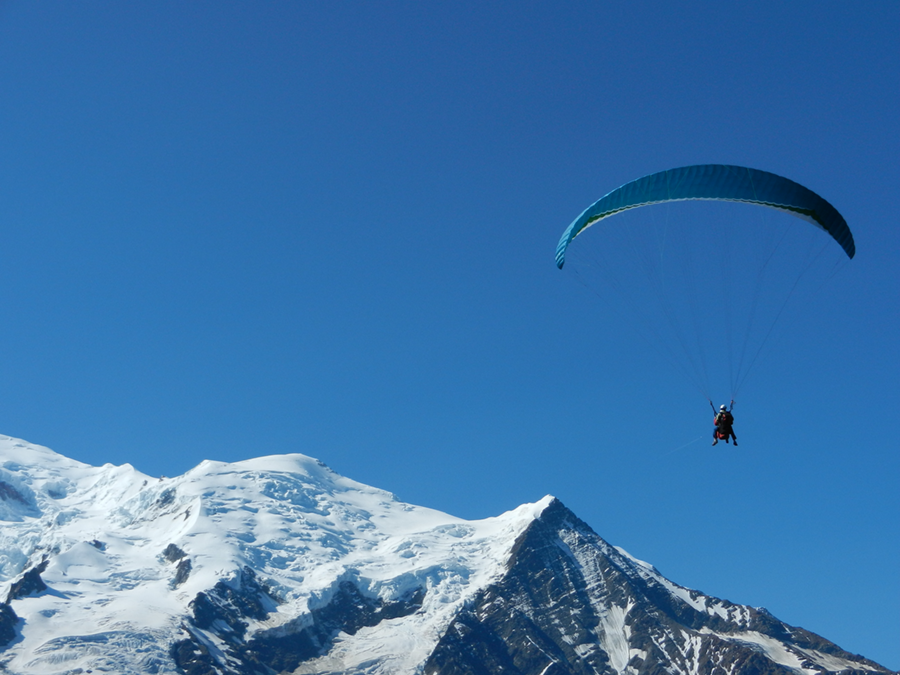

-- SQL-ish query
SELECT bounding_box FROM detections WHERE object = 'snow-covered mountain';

[0,435,892,675]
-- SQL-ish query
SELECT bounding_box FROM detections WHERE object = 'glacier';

[0,434,893,675]
[0,435,548,674]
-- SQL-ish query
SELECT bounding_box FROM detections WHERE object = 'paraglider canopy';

[554,163,854,402]
[556,164,854,269]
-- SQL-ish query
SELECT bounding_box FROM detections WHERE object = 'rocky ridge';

[0,436,893,675]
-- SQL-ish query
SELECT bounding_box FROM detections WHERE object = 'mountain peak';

[426,495,891,675]
[0,437,892,675]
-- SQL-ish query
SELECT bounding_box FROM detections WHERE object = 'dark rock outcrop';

[5,559,49,603]
[188,567,275,640]
[0,603,18,647]
[174,558,192,587]
[171,570,426,675]
[163,544,192,587]
[243,580,426,673]
[171,566,280,674]
[163,543,186,562]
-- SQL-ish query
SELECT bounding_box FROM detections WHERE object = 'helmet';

[720,404,727,411]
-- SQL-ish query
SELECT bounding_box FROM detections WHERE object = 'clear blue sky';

[0,2,897,668]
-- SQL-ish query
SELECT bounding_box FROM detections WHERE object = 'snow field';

[0,436,553,674]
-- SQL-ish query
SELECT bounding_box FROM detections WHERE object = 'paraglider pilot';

[710,401,737,446]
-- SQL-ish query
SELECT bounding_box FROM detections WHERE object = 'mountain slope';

[423,500,888,675]
[0,436,547,674]
[0,436,893,675]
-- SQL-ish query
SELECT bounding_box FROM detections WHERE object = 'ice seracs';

[0,434,893,675]
[0,436,553,674]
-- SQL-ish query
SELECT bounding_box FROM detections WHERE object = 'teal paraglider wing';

[555,165,854,268]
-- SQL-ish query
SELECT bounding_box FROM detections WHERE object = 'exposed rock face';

[5,559,48,603]
[0,440,893,675]
[171,568,426,675]
[163,544,192,587]
[173,558,192,587]
[163,543,187,563]
[0,603,18,647]
[164,500,892,675]
[423,499,888,675]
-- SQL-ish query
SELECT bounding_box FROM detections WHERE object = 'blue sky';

[0,1,897,667]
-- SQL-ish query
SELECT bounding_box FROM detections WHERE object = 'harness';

[715,411,733,430]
